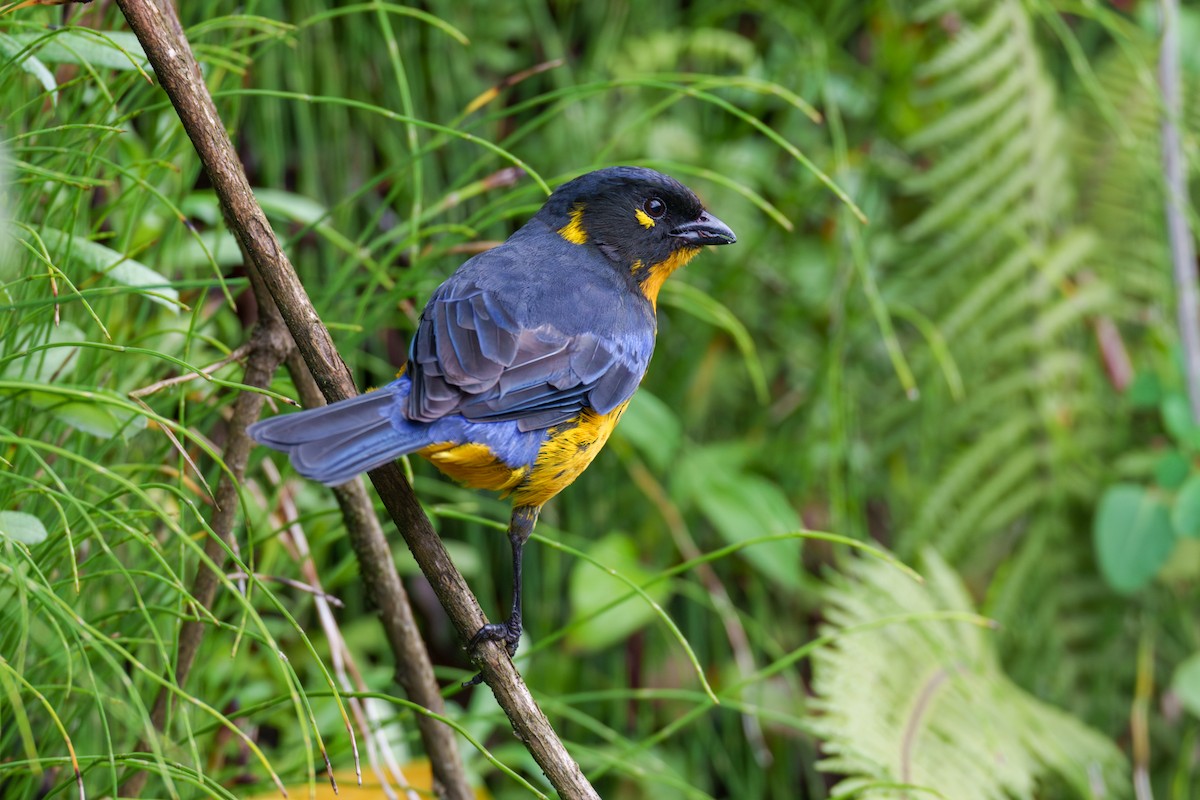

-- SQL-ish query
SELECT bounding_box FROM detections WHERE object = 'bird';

[248,166,736,679]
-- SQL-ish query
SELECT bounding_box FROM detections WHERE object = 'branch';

[113,1,599,797]
[1160,0,1200,422]
[121,302,294,798]
[284,349,473,800]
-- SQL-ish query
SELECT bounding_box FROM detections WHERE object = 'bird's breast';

[419,441,529,494]
[417,403,630,507]
[511,402,631,508]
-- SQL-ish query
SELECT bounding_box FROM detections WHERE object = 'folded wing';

[408,277,650,432]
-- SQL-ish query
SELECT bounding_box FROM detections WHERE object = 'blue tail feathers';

[248,382,432,486]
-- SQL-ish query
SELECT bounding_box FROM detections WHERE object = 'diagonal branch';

[113,1,600,797]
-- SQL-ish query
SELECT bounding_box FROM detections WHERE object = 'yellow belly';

[514,402,629,507]
[419,441,528,494]
[418,402,629,508]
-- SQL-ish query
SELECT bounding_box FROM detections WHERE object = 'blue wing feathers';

[588,362,640,413]
[249,388,398,447]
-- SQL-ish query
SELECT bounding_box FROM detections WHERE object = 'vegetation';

[1,0,1197,797]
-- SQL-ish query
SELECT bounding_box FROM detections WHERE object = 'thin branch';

[223,571,346,607]
[262,461,421,800]
[129,343,251,398]
[284,348,474,800]
[1160,0,1200,422]
[120,311,295,798]
[113,1,599,797]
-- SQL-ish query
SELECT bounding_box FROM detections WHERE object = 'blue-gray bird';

[249,166,736,673]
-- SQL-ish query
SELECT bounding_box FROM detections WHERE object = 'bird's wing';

[408,274,650,432]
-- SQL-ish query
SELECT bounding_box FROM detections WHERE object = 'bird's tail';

[248,384,431,486]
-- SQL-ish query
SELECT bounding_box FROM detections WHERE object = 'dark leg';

[464,505,539,686]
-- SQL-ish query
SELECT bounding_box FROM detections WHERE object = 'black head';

[534,167,736,273]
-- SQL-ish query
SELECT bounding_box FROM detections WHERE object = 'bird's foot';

[462,618,522,687]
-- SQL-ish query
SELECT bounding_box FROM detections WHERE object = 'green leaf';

[812,548,1129,797]
[566,532,673,653]
[254,188,330,227]
[7,31,149,72]
[1093,483,1176,593]
[1171,652,1200,719]
[36,228,179,311]
[3,385,148,440]
[1172,474,1200,539]
[163,229,243,271]
[1155,450,1191,490]
[0,33,56,100]
[615,390,681,472]
[43,397,143,439]
[0,511,48,545]
[1,321,86,383]
[1160,393,1198,447]
[675,445,802,590]
[1127,371,1162,408]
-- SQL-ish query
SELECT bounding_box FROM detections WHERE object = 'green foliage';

[1092,362,1200,591]
[1173,652,1200,719]
[0,511,47,545]
[839,0,1155,764]
[3,0,1199,797]
[885,0,1108,567]
[1093,483,1175,593]
[566,532,674,652]
[812,549,1128,799]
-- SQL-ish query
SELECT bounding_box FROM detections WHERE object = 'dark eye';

[643,197,666,219]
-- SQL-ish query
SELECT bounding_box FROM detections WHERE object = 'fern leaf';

[886,0,1111,565]
[811,550,1130,799]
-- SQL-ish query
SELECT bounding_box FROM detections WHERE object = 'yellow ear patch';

[558,205,588,245]
[634,208,656,229]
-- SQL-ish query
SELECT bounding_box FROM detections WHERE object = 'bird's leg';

[465,505,540,686]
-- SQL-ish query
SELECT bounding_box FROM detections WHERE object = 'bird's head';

[535,166,736,305]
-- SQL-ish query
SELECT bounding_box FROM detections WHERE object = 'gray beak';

[669,210,737,246]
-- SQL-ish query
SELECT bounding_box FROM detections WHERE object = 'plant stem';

[285,349,471,800]
[121,291,294,796]
[1160,0,1200,422]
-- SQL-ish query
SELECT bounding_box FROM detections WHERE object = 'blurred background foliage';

[1,0,1198,797]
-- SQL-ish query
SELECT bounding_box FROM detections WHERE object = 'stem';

[120,313,294,799]
[1160,0,1200,421]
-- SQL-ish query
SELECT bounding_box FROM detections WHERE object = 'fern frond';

[884,0,1111,567]
[1071,39,1174,315]
[811,550,1130,799]
[853,1,1162,758]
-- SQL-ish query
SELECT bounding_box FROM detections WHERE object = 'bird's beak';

[669,210,737,246]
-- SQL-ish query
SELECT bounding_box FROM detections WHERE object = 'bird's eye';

[643,197,666,219]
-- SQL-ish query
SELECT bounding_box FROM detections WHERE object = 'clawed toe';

[468,619,521,657]
[462,619,522,687]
